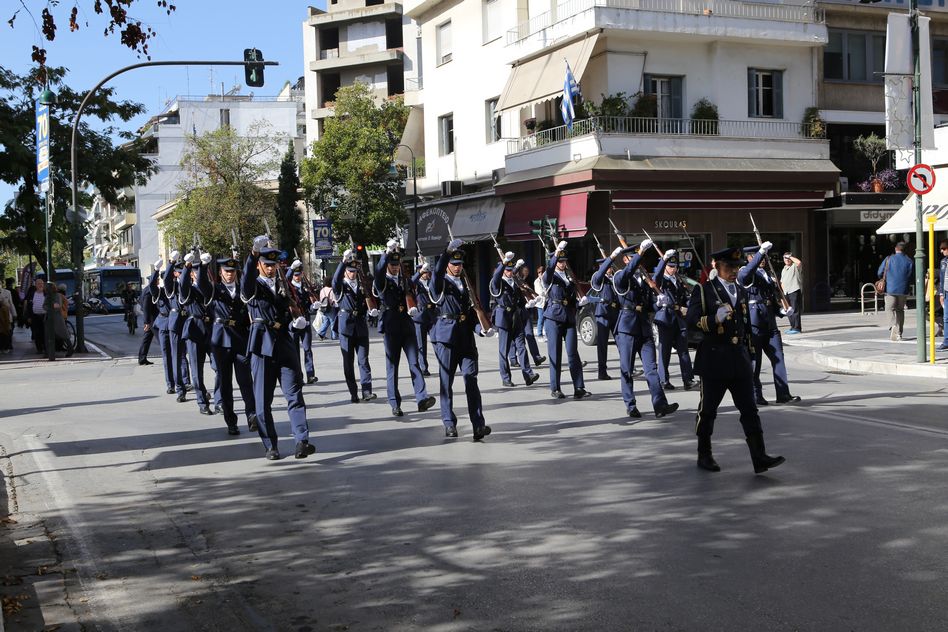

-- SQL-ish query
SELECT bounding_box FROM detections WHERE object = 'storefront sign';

[860,210,897,223]
[417,206,453,255]
[654,220,688,230]
[312,219,334,257]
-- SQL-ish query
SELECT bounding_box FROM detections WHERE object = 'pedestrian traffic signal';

[529,219,546,238]
[244,48,265,88]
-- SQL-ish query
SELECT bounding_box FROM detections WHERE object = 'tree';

[300,83,409,246]
[275,141,303,257]
[7,1,176,78]
[160,123,283,257]
[0,65,156,273]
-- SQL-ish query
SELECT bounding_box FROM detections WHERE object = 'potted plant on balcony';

[854,132,889,192]
[629,92,657,133]
[585,92,631,133]
[857,167,899,193]
[690,98,719,135]
[801,107,826,139]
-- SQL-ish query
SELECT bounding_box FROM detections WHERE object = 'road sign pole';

[929,215,936,364]
[912,0,926,363]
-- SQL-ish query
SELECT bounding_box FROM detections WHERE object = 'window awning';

[397,106,424,165]
[414,193,503,255]
[503,192,589,241]
[877,181,948,234]
[452,196,504,241]
[496,34,599,113]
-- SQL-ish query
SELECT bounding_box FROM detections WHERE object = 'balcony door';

[645,74,683,133]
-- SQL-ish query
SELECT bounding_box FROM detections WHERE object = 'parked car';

[577,285,703,348]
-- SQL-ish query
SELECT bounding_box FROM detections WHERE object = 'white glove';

[557,240,568,252]
[715,305,731,323]
[526,298,536,309]
[515,259,525,269]
[408,306,419,317]
[311,302,321,312]
[342,249,355,262]
[639,239,653,252]
[252,235,269,253]
[200,253,212,265]
[780,306,795,317]
[154,258,164,270]
[478,327,495,338]
[290,259,303,271]
[657,294,672,308]
[169,250,180,263]
[611,246,623,259]
[448,238,463,251]
[291,316,308,330]
[504,251,515,263]
[183,252,195,265]
[578,296,589,306]
[759,241,773,254]
[368,308,380,318]
[663,248,677,261]
[386,238,399,253]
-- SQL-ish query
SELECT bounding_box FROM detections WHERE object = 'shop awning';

[452,196,503,241]
[613,189,829,211]
[414,193,503,255]
[396,106,424,166]
[503,192,589,241]
[496,34,599,113]
[877,184,948,234]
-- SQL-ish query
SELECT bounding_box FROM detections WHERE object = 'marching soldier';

[147,260,176,392]
[590,255,619,381]
[138,276,156,366]
[429,239,492,440]
[287,260,319,385]
[162,252,192,402]
[180,251,216,415]
[373,241,437,417]
[197,254,258,435]
[490,252,539,388]
[517,260,546,367]
[653,252,698,391]
[686,246,785,474]
[332,250,376,403]
[738,242,801,406]
[411,261,435,376]
[542,240,589,400]
[601,241,678,419]
[241,235,316,460]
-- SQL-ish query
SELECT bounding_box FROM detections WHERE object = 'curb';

[810,349,948,379]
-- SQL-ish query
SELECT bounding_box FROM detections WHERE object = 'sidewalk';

[781,306,948,379]
[0,326,107,370]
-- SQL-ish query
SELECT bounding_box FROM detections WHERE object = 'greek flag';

[560,61,580,131]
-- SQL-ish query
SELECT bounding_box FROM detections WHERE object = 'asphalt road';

[2,316,947,631]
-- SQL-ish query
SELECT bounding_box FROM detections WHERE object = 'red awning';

[504,192,589,241]
[612,190,827,211]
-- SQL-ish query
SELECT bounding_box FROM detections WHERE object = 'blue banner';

[36,101,50,188]
[312,219,334,257]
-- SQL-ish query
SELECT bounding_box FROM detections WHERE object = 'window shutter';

[643,73,653,94]
[747,68,756,117]
[774,70,784,119]
[671,77,683,119]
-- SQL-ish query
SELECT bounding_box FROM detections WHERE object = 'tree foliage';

[301,83,409,246]
[275,141,303,257]
[161,124,282,257]
[0,65,156,273]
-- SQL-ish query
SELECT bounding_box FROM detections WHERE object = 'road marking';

[792,407,948,439]
[84,340,109,359]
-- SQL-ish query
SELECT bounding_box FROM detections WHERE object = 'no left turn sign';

[907,163,936,195]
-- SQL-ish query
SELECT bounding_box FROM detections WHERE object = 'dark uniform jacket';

[738,251,779,337]
[179,266,211,343]
[240,254,293,357]
[411,271,436,327]
[147,269,170,330]
[653,259,692,330]
[590,264,619,327]
[489,263,519,331]
[161,265,186,336]
[197,265,249,350]
[542,253,579,326]
[332,263,370,339]
[430,253,478,347]
[373,252,413,336]
[607,253,652,337]
[686,278,754,380]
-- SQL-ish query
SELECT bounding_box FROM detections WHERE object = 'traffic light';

[244,48,265,88]
[529,219,545,238]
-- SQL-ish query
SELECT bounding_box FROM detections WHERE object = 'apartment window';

[219,108,231,128]
[934,38,948,87]
[747,69,783,118]
[439,113,454,155]
[483,0,502,43]
[644,74,683,119]
[437,21,452,65]
[485,98,501,143]
[824,29,885,82]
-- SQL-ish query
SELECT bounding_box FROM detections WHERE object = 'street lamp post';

[395,144,418,259]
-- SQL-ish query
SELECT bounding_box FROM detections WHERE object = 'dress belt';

[440,313,467,321]
[621,306,644,312]
[215,317,237,326]
[252,318,283,330]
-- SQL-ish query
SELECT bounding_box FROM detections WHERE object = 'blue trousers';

[339,334,373,398]
[434,340,485,429]
[544,319,584,391]
[656,324,694,384]
[383,329,428,408]
[942,301,948,347]
[185,338,210,407]
[752,331,790,400]
[157,326,175,390]
[209,350,220,407]
[317,308,338,340]
[250,335,309,452]
[596,316,616,375]
[414,321,430,373]
[498,326,534,382]
[508,318,543,364]
[292,322,316,379]
[169,330,189,395]
[535,307,546,335]
[212,344,256,428]
[695,375,762,439]
[616,332,667,412]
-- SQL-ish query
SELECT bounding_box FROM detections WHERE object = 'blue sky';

[1,0,325,204]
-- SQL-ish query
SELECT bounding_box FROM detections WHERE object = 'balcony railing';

[405,77,423,91]
[507,116,826,154]
[507,0,824,44]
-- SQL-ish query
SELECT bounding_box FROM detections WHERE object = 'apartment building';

[88,189,137,268]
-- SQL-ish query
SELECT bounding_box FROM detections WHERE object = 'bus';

[84,266,143,313]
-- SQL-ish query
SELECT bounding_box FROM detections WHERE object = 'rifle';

[447,226,493,334]
[293,247,319,304]
[490,233,537,300]
[230,229,239,261]
[263,219,302,318]
[349,236,379,312]
[748,213,791,312]
[607,218,658,292]
[545,218,586,300]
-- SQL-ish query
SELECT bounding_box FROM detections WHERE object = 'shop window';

[748,69,783,118]
[439,113,454,155]
[824,29,885,83]
[934,38,948,87]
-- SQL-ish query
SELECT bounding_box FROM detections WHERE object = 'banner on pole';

[312,219,334,257]
[36,101,50,189]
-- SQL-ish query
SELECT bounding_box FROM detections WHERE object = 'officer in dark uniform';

[590,256,619,380]
[490,251,539,388]
[162,251,191,402]
[686,246,785,474]
[601,240,678,419]
[332,249,376,403]
[197,255,258,435]
[430,239,492,440]
[653,251,698,391]
[542,240,589,399]
[411,261,435,376]
[241,236,316,460]
[738,242,801,406]
[373,240,436,417]
[146,259,175,390]
[139,267,157,366]
[287,260,319,385]
[180,251,215,415]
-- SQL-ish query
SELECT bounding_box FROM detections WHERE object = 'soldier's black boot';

[746,432,785,474]
[697,436,720,472]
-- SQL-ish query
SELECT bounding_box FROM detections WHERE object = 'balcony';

[309,49,403,73]
[113,212,136,230]
[308,2,402,27]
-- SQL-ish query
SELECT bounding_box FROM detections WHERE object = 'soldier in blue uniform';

[411,261,435,376]
[180,251,215,415]
[517,260,546,367]
[197,255,258,435]
[138,277,156,366]
[738,242,801,406]
[590,256,619,381]
[686,246,785,474]
[600,240,678,419]
[542,240,589,399]
[332,250,376,403]
[373,241,436,417]
[430,239,492,440]
[490,252,540,388]
[161,252,192,402]
[286,260,319,385]
[146,259,176,393]
[653,252,698,391]
[241,236,316,460]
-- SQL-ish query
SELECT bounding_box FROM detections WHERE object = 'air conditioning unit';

[441,180,464,196]
[491,168,506,186]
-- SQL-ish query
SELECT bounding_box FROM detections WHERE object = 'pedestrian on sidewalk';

[25,278,46,354]
[0,280,14,353]
[877,242,913,341]
[781,252,804,333]
[315,278,338,341]
[5,279,22,332]
[44,282,73,358]
[533,265,546,338]
[938,241,948,350]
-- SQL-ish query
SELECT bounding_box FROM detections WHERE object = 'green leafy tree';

[161,123,282,257]
[275,141,304,257]
[0,65,155,274]
[301,83,409,246]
